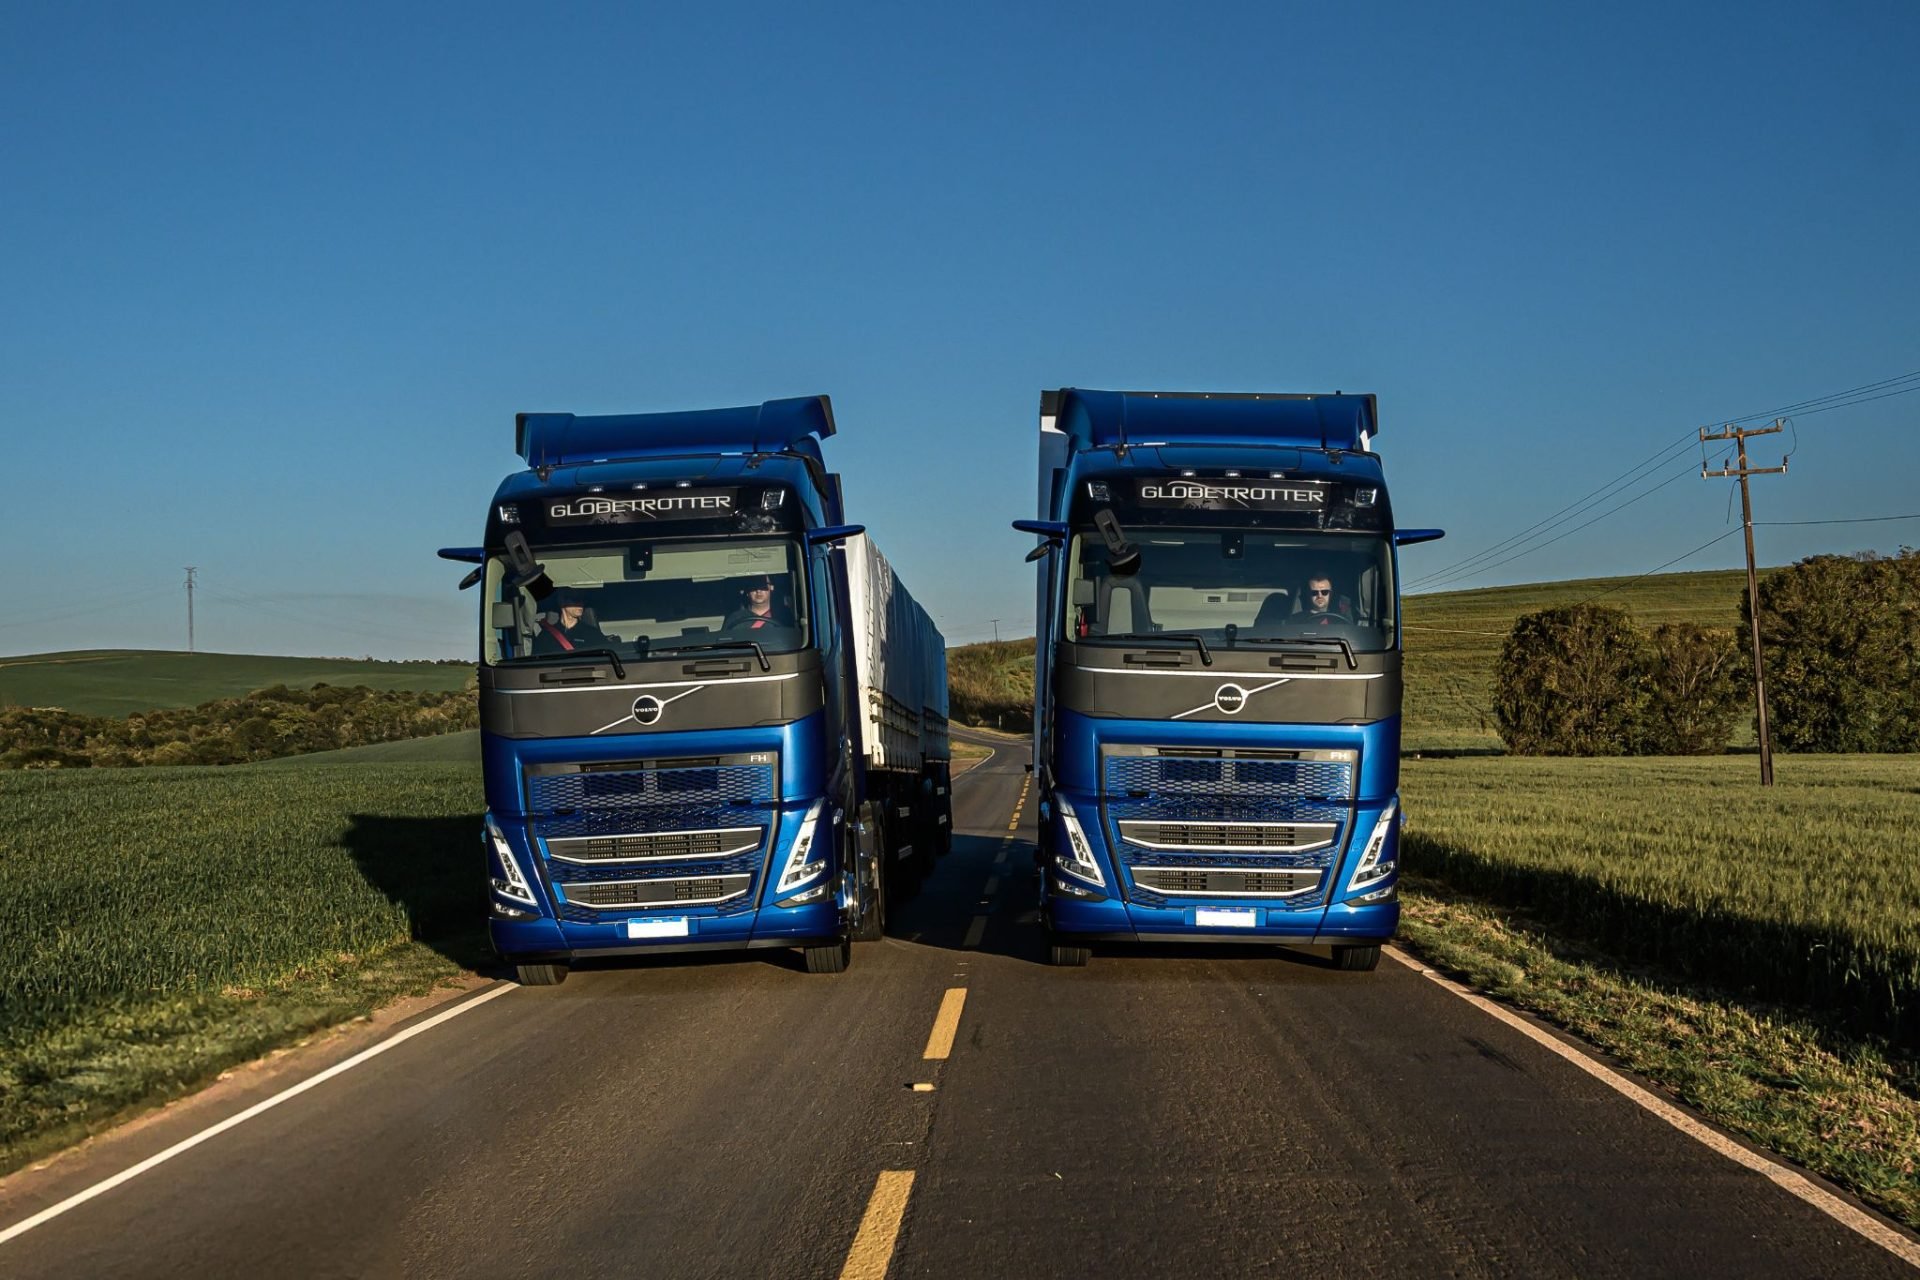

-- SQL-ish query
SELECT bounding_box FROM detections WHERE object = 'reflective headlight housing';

[1054,796,1105,888]
[1346,798,1399,894]
[485,813,539,907]
[775,800,828,896]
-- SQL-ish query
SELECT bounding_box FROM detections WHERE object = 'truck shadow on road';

[341,813,496,975]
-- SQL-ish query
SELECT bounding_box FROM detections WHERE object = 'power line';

[1755,513,1920,527]
[1409,461,1700,595]
[1405,368,1920,593]
[1572,527,1745,606]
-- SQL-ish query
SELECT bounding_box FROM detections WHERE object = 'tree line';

[0,681,479,769]
[1495,549,1920,755]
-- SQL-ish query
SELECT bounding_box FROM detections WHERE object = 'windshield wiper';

[1093,631,1212,667]
[1237,636,1357,670]
[650,640,771,673]
[504,648,627,679]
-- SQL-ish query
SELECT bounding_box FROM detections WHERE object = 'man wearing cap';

[532,588,612,655]
[723,573,792,636]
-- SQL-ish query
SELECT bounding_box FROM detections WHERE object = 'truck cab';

[441,397,887,980]
[1019,389,1443,967]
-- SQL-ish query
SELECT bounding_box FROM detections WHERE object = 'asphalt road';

[1,729,1913,1278]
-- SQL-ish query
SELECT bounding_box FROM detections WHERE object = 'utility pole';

[1700,421,1787,785]
[183,567,197,654]
[990,618,1001,643]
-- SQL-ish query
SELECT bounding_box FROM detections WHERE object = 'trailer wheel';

[514,962,568,986]
[804,938,851,973]
[1047,939,1090,967]
[1332,944,1380,972]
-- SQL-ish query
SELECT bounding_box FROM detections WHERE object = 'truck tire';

[514,961,568,986]
[1047,938,1090,967]
[1332,944,1380,972]
[805,939,851,973]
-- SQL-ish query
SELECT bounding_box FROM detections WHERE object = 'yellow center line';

[839,1169,915,1280]
[922,987,968,1060]
[983,876,1000,895]
[961,915,987,948]
[993,846,1009,865]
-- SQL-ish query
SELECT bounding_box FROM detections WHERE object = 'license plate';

[1195,907,1257,928]
[626,917,689,939]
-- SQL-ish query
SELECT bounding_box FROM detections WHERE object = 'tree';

[1634,623,1744,755]
[1749,549,1920,752]
[1494,604,1647,755]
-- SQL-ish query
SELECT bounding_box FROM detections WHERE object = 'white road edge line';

[0,982,517,1249]
[1383,947,1920,1269]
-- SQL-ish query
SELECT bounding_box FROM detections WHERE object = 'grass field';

[0,763,484,1173]
[1400,753,1920,1043]
[259,729,482,766]
[0,649,471,717]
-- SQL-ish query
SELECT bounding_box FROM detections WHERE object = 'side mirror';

[1394,528,1446,547]
[457,566,484,591]
[1012,519,1068,562]
[805,523,865,546]
[1093,509,1140,577]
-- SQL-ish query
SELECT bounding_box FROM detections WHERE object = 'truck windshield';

[483,537,808,665]
[1061,529,1397,653]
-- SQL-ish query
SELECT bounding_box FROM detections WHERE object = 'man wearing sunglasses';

[1301,574,1352,625]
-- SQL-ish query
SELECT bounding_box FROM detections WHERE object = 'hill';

[0,650,471,718]
[943,568,1763,752]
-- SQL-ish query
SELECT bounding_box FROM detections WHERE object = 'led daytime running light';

[1346,798,1399,893]
[776,800,828,895]
[487,816,538,906]
[1055,797,1105,887]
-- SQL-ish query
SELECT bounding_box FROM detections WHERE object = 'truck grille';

[545,826,763,864]
[526,755,778,922]
[1130,867,1322,897]
[1103,746,1356,908]
[1117,820,1336,852]
[558,874,752,910]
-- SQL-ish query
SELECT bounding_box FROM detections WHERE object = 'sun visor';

[515,395,836,467]
[1054,389,1377,454]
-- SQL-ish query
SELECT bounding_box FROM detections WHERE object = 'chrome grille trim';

[546,826,763,865]
[1117,820,1337,853]
[557,874,752,910]
[1128,866,1323,898]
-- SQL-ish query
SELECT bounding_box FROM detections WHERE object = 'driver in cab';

[724,573,792,636]
[1301,574,1352,626]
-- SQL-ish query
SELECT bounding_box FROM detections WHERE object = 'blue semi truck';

[1015,389,1442,968]
[440,396,949,982]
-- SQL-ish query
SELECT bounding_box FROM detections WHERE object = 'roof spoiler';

[515,395,837,468]
[1043,388,1377,454]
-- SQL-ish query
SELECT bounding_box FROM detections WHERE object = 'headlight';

[486,814,539,907]
[1054,796,1105,887]
[1346,798,1399,894]
[775,800,828,895]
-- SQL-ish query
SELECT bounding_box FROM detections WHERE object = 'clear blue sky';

[5,1,1917,658]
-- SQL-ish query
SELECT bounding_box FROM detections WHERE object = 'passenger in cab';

[533,588,611,655]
